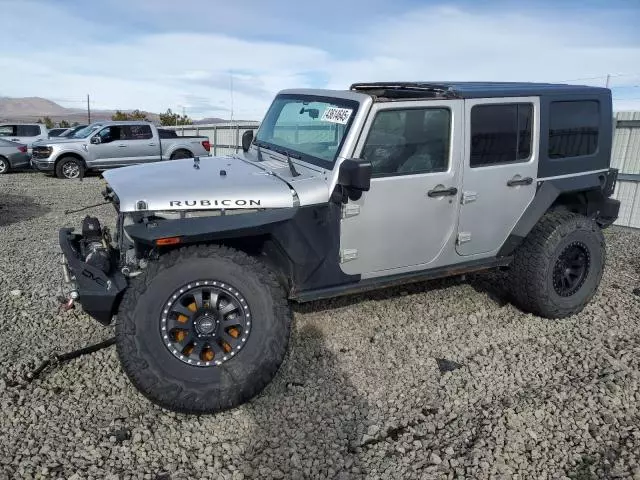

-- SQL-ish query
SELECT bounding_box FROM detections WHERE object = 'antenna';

[230,72,234,123]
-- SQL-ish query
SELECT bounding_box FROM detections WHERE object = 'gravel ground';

[1,171,639,480]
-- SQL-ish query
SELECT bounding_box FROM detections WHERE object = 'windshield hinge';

[341,203,360,219]
[340,249,358,263]
[461,191,478,205]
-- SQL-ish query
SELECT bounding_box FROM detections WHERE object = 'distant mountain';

[0,96,158,124]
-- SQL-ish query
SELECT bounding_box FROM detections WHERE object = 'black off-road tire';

[509,211,606,319]
[115,244,292,414]
[55,156,85,179]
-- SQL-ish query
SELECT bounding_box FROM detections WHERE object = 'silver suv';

[58,82,620,414]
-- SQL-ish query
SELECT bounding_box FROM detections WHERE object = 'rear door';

[121,124,161,163]
[456,97,539,256]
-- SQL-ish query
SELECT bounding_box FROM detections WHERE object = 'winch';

[79,216,111,274]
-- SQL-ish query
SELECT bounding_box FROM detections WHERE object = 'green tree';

[112,109,149,121]
[43,116,54,129]
[36,118,43,124]
[59,120,71,128]
[159,108,193,126]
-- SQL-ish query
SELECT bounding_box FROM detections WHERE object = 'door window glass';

[123,125,153,140]
[96,126,123,143]
[362,108,451,177]
[470,103,533,167]
[0,125,17,137]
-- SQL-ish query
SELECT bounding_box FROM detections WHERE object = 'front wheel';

[0,157,9,174]
[509,211,606,319]
[115,244,292,413]
[55,157,85,179]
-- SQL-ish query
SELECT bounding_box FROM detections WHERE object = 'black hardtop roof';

[350,81,610,100]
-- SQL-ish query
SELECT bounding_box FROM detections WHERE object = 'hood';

[103,156,301,212]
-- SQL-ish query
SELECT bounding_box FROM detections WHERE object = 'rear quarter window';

[16,125,42,136]
[548,101,600,159]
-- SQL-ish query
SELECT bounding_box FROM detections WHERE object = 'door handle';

[148,143,156,146]
[427,186,458,198]
[11,138,20,142]
[117,144,127,148]
[507,176,533,187]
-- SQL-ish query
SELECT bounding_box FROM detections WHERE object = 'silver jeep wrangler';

[59,82,620,413]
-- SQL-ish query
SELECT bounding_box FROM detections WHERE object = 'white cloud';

[1,2,639,119]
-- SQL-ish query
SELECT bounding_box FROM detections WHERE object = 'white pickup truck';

[31,121,211,179]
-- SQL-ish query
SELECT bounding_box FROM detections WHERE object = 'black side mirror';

[241,130,254,152]
[338,158,372,193]
[90,136,101,145]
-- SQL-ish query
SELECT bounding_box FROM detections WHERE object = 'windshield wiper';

[273,147,301,177]
[252,140,270,162]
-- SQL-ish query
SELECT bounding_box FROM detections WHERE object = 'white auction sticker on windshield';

[321,107,353,124]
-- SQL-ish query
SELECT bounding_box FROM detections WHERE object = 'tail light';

[202,140,211,152]
[18,145,27,153]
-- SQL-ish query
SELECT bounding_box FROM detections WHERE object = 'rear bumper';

[59,228,127,325]
[8,153,30,169]
[31,157,55,171]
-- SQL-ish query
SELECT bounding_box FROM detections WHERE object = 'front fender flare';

[125,208,297,246]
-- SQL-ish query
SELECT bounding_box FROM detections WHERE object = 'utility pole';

[87,94,91,124]
[182,106,185,135]
[605,74,611,88]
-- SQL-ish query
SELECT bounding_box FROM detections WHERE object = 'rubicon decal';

[169,199,262,207]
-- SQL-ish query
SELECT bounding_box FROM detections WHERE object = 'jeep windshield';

[254,94,359,168]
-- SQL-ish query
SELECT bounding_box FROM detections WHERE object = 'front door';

[456,97,540,256]
[87,126,128,167]
[339,100,463,278]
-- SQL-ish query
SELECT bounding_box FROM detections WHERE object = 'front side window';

[362,107,451,177]
[16,125,41,136]
[470,103,533,167]
[0,125,17,137]
[548,101,599,159]
[96,126,122,143]
[254,94,359,167]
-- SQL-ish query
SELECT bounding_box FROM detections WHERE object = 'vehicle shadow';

[0,194,51,227]
[241,323,370,479]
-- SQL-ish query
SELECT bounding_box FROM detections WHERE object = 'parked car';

[58,82,619,414]
[0,123,48,154]
[48,127,71,138]
[0,138,30,174]
[59,124,88,138]
[31,121,211,179]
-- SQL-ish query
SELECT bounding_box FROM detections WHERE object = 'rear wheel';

[55,157,85,179]
[170,150,192,160]
[0,157,9,174]
[509,211,605,318]
[115,244,292,413]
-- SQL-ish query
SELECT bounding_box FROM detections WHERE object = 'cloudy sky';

[1,0,640,119]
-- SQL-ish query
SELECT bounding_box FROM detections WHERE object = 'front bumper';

[59,228,127,325]
[31,157,55,171]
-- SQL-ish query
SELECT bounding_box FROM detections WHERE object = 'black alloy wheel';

[161,281,251,367]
